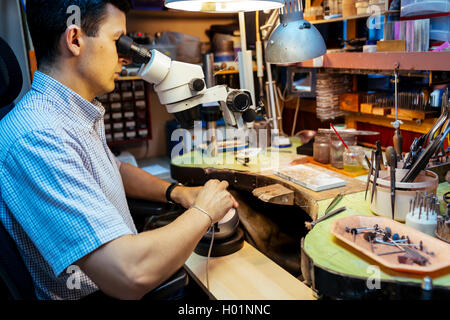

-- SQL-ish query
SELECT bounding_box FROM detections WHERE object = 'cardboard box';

[377,40,406,52]
[360,103,374,114]
[339,93,360,112]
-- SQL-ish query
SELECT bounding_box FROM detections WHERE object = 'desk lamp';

[261,0,326,147]
[265,0,326,64]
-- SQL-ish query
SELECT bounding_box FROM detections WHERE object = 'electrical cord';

[192,205,215,291]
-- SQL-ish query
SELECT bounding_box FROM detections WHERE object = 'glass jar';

[343,146,365,172]
[330,133,357,169]
[313,130,330,164]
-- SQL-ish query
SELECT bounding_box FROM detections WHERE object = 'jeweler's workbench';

[301,182,450,299]
[171,138,366,220]
[171,139,450,299]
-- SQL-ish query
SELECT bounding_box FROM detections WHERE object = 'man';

[0,0,237,300]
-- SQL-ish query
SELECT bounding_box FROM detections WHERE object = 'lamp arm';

[260,9,280,41]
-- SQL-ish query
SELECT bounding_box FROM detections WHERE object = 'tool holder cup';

[367,168,439,222]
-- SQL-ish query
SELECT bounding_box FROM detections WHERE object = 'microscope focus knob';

[226,91,251,113]
[242,109,257,123]
[189,78,205,92]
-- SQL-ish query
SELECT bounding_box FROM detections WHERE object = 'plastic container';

[367,169,439,222]
[400,0,450,17]
[176,40,202,64]
[146,44,177,60]
[405,210,438,237]
[363,44,378,52]
[430,16,450,42]
[159,32,202,63]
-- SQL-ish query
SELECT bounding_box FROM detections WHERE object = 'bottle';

[330,132,357,169]
[343,145,365,172]
[313,129,331,164]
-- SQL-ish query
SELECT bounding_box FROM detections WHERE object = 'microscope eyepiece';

[226,91,252,113]
[116,35,152,65]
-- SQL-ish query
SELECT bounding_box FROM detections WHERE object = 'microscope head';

[116,35,254,129]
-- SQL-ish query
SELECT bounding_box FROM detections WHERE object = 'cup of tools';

[367,169,439,222]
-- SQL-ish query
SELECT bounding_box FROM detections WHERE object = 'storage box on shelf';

[97,77,152,146]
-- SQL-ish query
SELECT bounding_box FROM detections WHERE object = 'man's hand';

[192,180,239,223]
[170,185,202,209]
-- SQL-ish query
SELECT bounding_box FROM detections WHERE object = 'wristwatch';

[165,182,181,204]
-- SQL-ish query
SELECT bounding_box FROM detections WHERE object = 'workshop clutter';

[405,192,441,237]
[167,120,282,169]
[158,31,202,64]
[212,33,239,72]
[331,215,450,273]
[367,168,439,221]
[400,0,450,18]
[382,19,431,52]
[315,72,351,121]
[358,90,443,120]
[435,191,450,242]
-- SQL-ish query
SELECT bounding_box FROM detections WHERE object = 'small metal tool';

[371,141,382,204]
[325,193,344,214]
[377,250,404,256]
[390,150,397,220]
[305,206,346,230]
[391,66,403,160]
[365,150,375,201]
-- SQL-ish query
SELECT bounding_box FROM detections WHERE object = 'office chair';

[0,36,187,300]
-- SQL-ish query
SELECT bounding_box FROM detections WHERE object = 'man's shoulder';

[0,90,63,159]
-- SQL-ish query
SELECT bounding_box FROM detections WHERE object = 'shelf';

[346,113,438,135]
[307,11,397,25]
[296,52,450,71]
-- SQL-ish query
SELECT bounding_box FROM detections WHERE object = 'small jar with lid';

[330,132,357,169]
[313,129,331,164]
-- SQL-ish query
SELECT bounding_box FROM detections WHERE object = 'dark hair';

[26,0,131,67]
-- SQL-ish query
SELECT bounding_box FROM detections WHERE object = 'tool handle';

[375,141,386,170]
[393,129,403,159]
[390,149,397,169]
[385,146,395,167]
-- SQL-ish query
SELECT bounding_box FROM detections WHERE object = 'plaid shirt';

[0,71,137,300]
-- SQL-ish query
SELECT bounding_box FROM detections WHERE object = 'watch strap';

[165,182,180,204]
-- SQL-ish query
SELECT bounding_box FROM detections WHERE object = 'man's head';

[26,0,132,97]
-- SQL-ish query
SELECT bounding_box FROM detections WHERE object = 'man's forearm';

[119,162,170,203]
[77,207,212,299]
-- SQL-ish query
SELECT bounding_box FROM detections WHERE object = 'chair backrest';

[0,36,23,110]
[0,36,35,300]
[0,223,36,300]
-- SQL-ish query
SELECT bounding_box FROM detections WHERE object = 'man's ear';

[63,25,83,57]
